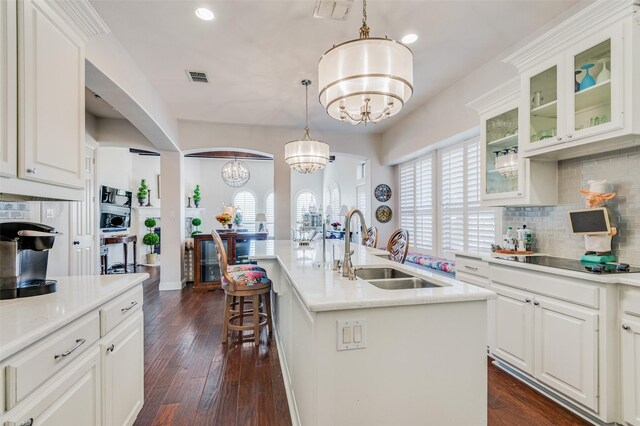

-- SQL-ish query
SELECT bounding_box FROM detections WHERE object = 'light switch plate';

[337,319,367,351]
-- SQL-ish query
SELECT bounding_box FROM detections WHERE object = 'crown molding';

[466,77,520,115]
[46,0,110,40]
[503,0,636,73]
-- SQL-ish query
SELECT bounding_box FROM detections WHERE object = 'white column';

[273,151,291,240]
[159,151,185,290]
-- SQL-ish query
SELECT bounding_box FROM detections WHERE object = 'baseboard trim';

[158,279,185,291]
[492,359,612,426]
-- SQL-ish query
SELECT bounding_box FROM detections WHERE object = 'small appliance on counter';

[0,222,60,300]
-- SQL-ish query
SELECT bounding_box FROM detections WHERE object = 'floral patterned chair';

[211,230,272,345]
[363,226,378,248]
[386,229,410,264]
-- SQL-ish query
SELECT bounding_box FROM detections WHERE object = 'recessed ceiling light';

[402,33,418,44]
[195,7,214,21]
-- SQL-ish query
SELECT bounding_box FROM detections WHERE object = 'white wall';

[183,158,274,235]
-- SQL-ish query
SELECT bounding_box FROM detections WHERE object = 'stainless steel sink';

[355,267,412,280]
[355,266,445,290]
[367,277,442,290]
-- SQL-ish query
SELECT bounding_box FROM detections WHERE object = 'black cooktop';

[500,256,640,274]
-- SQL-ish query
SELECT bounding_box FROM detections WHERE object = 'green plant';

[144,218,157,229]
[137,179,149,200]
[142,232,160,253]
[191,217,202,227]
[193,185,201,202]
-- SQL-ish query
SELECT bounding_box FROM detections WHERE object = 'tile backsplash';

[503,146,640,264]
[0,202,34,222]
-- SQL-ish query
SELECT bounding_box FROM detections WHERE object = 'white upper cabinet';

[468,78,558,206]
[18,0,84,189]
[0,0,17,178]
[505,1,640,160]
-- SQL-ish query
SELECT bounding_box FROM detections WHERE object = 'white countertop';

[0,273,148,361]
[249,240,495,312]
[485,255,640,288]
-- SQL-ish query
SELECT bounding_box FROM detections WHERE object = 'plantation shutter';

[399,163,415,240]
[233,191,256,231]
[265,192,275,235]
[296,192,317,224]
[466,142,496,252]
[440,145,465,254]
[414,157,433,250]
[356,185,366,219]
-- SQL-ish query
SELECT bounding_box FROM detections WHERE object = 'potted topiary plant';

[137,179,149,207]
[191,217,202,237]
[193,184,201,208]
[143,218,159,264]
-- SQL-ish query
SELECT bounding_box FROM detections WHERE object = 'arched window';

[265,192,275,236]
[295,191,317,225]
[331,184,341,223]
[233,191,256,231]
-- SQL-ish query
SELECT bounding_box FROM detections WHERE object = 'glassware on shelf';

[596,59,610,84]
[574,70,582,92]
[531,91,544,108]
[579,64,596,91]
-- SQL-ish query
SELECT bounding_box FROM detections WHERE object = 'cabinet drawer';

[490,265,599,309]
[456,271,489,289]
[621,286,640,318]
[456,256,489,279]
[100,286,143,337]
[5,312,100,409]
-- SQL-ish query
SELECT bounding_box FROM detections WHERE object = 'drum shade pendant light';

[285,80,330,174]
[318,0,413,125]
[221,158,250,187]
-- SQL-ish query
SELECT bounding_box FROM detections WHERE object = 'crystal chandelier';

[221,158,250,187]
[318,0,413,125]
[284,80,330,174]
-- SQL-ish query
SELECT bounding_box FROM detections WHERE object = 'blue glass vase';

[579,64,595,91]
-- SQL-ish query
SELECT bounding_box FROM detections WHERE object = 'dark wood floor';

[135,267,589,426]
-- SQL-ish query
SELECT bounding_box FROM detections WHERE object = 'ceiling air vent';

[185,70,209,83]
[313,0,352,20]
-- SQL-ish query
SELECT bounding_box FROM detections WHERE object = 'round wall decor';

[374,184,392,202]
[375,205,393,223]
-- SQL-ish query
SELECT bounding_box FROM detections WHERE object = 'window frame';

[232,190,257,232]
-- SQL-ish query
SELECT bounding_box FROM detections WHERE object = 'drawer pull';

[533,301,540,306]
[525,298,531,303]
[20,418,34,426]
[622,324,631,331]
[121,301,138,312]
[464,266,478,271]
[54,338,86,360]
[106,344,115,353]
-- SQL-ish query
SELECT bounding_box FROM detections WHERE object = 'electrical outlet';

[337,319,367,351]
[45,209,54,219]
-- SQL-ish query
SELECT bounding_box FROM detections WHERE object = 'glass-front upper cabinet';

[481,104,524,201]
[520,59,565,152]
[565,27,623,141]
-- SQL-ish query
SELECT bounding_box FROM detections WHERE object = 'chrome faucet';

[342,208,369,277]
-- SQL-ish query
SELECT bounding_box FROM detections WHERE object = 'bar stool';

[211,230,273,345]
[387,229,410,264]
[363,226,378,248]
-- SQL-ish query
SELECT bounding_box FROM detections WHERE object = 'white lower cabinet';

[491,283,599,412]
[101,312,144,426]
[2,347,102,426]
[621,318,640,425]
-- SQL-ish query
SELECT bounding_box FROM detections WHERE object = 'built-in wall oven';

[100,186,132,231]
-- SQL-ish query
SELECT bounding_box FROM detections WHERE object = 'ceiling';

[90,0,578,134]
[85,87,124,119]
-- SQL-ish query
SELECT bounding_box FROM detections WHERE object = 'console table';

[101,235,137,274]
[193,231,268,291]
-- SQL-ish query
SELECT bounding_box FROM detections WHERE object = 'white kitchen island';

[250,240,495,426]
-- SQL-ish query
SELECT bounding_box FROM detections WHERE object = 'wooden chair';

[211,230,272,345]
[386,229,410,264]
[363,226,378,248]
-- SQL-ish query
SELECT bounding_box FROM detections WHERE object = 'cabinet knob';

[73,241,80,245]
[622,324,631,331]
[525,298,531,303]
[533,301,540,306]
[26,167,37,174]
[567,134,573,139]
[107,344,115,353]
[557,137,563,142]
[20,418,33,426]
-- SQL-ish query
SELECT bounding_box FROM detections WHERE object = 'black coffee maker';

[0,222,60,300]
